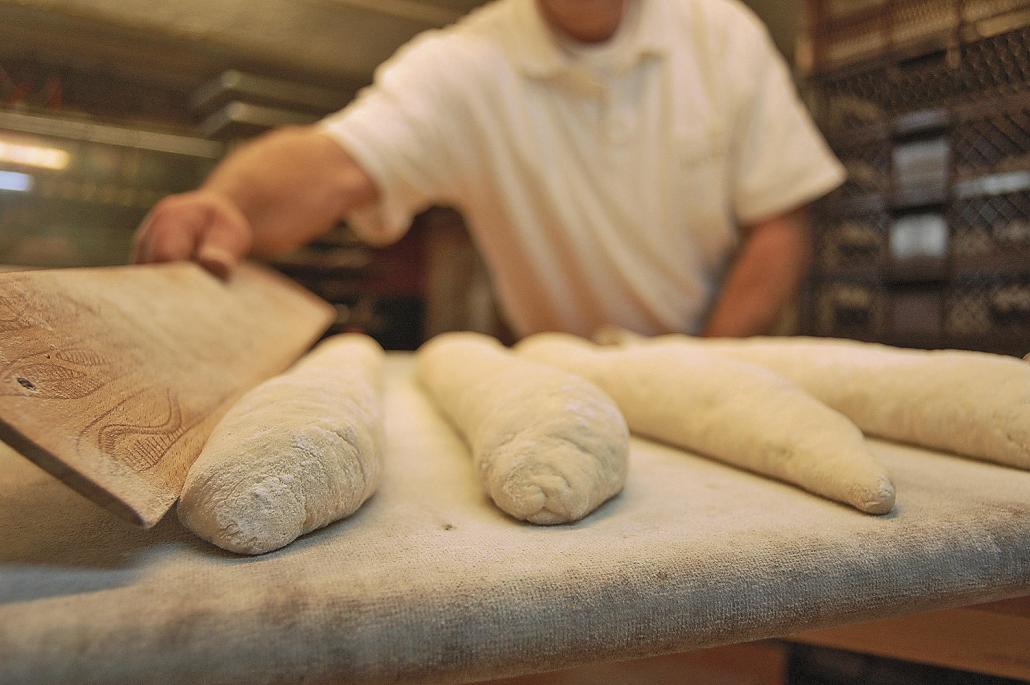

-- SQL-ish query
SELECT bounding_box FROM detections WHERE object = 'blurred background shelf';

[2,0,1025,355]
[802,0,1030,356]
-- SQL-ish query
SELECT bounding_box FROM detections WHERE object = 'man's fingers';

[130,192,254,278]
[194,201,253,279]
[132,199,205,264]
[147,219,200,264]
[130,216,150,264]
[196,245,237,280]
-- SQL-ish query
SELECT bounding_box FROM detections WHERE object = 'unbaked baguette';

[416,332,628,524]
[518,333,895,514]
[631,336,1030,471]
[178,334,384,555]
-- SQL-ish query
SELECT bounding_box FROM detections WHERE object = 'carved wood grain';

[0,262,334,527]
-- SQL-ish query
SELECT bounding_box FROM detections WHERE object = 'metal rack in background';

[0,109,220,268]
[801,0,1030,356]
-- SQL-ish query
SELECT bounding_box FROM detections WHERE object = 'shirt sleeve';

[728,13,846,225]
[320,32,467,246]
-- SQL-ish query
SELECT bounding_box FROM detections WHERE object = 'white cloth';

[2,357,1030,684]
[321,0,846,337]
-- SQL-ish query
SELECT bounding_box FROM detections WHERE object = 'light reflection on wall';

[0,138,71,170]
[0,170,35,192]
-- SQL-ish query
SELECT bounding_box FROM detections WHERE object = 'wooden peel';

[0,262,334,527]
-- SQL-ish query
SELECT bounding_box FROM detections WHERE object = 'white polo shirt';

[322,0,845,337]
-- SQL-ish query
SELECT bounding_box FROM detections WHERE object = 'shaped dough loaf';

[518,333,895,514]
[416,332,628,524]
[178,334,384,554]
[634,336,1030,471]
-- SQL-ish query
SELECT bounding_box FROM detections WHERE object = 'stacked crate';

[802,0,1030,356]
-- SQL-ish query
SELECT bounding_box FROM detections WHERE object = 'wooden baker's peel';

[0,262,334,527]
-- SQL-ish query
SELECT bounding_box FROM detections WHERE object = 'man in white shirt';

[133,0,845,339]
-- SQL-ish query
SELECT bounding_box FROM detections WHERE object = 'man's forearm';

[702,207,812,338]
[203,126,378,256]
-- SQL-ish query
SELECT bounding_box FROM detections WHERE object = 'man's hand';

[131,190,253,278]
[131,125,378,277]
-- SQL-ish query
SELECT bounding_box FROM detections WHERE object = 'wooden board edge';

[786,591,1030,681]
[0,420,167,527]
[0,262,335,529]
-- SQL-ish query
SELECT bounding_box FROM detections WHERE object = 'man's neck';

[536,0,628,44]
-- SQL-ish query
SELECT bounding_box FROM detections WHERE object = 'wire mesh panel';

[829,132,892,197]
[891,0,959,47]
[824,0,886,20]
[809,0,1030,72]
[945,274,1030,342]
[893,135,951,203]
[960,25,1030,101]
[814,280,888,337]
[818,16,888,70]
[803,1,1030,354]
[950,188,1030,260]
[963,0,1030,23]
[812,66,890,131]
[953,97,1030,180]
[811,25,1030,117]
[884,50,964,114]
[889,286,944,338]
[816,203,889,271]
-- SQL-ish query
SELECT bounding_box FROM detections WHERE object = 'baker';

[131,0,845,339]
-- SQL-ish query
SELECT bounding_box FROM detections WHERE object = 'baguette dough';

[178,334,384,554]
[518,333,895,514]
[638,336,1030,471]
[416,332,628,524]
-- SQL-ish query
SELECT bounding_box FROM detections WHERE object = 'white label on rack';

[890,213,948,259]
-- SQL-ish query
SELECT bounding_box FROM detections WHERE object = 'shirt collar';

[507,0,672,79]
